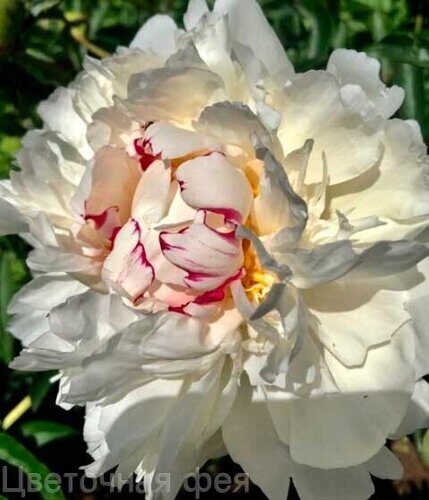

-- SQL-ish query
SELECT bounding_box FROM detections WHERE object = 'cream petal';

[278,71,383,185]
[175,152,253,222]
[145,121,221,159]
[197,102,277,156]
[126,60,226,124]
[85,146,141,225]
[252,142,308,239]
[304,283,409,367]
[328,119,429,223]
[132,160,171,226]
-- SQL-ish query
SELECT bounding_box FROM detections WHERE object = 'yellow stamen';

[242,241,277,303]
[2,395,32,430]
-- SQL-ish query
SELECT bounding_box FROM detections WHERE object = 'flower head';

[2,0,429,498]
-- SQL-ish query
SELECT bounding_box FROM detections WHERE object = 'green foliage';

[0,432,65,500]
[0,249,27,364]
[28,371,56,411]
[0,1,427,498]
[21,420,78,447]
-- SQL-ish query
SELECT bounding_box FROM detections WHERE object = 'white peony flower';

[2,0,429,498]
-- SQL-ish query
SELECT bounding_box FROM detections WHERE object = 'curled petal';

[160,210,242,291]
[102,219,154,302]
[175,152,253,223]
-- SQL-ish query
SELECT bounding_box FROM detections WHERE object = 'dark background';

[0,0,429,498]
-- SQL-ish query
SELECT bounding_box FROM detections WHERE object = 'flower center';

[242,240,276,302]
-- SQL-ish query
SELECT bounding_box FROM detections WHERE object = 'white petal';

[138,312,216,359]
[214,0,294,81]
[222,379,291,500]
[150,360,233,499]
[407,258,429,378]
[274,325,415,469]
[253,143,308,240]
[327,49,404,119]
[292,463,374,500]
[84,378,183,475]
[365,447,403,480]
[184,0,209,31]
[8,275,87,346]
[392,379,429,438]
[132,160,171,226]
[0,198,27,235]
[130,15,179,59]
[38,88,92,159]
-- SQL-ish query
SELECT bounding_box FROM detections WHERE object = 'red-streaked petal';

[169,270,242,318]
[102,219,154,302]
[160,210,243,292]
[84,206,121,241]
[134,137,161,171]
[86,147,141,225]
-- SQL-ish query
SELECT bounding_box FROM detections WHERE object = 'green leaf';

[371,34,429,69]
[394,62,426,125]
[0,251,14,364]
[415,429,429,467]
[296,0,333,62]
[0,246,27,364]
[0,432,65,500]
[21,420,78,447]
[30,0,61,18]
[28,372,55,411]
[0,0,25,54]
[0,134,20,178]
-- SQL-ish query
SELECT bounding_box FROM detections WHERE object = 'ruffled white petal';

[327,49,404,119]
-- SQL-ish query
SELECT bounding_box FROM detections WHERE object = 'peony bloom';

[2,0,429,498]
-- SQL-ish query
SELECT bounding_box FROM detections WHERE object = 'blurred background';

[0,0,428,498]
